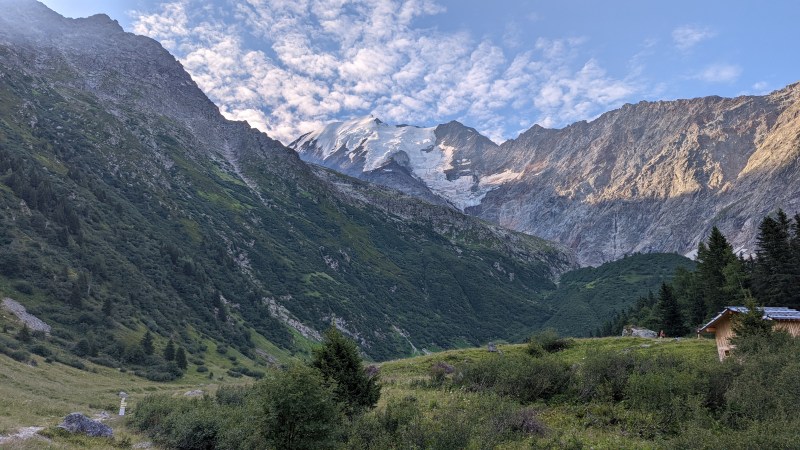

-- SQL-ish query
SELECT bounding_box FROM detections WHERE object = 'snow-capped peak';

[291,117,514,210]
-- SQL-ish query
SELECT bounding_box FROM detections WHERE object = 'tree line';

[597,209,800,337]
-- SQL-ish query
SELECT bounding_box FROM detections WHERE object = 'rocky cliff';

[294,85,800,265]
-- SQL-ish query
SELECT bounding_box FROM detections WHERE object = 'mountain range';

[2,0,781,368]
[0,0,575,362]
[292,84,800,265]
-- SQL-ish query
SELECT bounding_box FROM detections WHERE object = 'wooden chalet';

[698,306,800,361]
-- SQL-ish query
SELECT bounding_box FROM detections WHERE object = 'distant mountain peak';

[291,117,518,211]
[293,82,800,266]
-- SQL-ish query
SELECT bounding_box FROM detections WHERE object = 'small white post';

[119,391,128,416]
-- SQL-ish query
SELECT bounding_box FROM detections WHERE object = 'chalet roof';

[698,306,800,333]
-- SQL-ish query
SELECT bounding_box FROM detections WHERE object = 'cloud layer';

[672,25,715,51]
[133,0,641,143]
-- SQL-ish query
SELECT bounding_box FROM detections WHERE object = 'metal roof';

[698,306,800,333]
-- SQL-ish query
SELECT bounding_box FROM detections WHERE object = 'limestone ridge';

[294,85,800,266]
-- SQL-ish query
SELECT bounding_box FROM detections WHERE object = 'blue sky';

[40,0,800,144]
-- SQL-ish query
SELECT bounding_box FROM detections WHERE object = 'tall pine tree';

[753,210,799,307]
[696,226,737,317]
[655,283,688,337]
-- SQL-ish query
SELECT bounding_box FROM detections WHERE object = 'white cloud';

[694,63,742,83]
[132,0,639,143]
[672,25,715,51]
[750,81,770,94]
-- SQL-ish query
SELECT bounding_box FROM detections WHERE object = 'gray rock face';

[474,86,800,265]
[2,298,51,333]
[295,84,800,266]
[621,326,658,338]
[58,413,113,438]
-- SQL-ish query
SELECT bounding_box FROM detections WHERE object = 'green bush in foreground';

[312,327,380,417]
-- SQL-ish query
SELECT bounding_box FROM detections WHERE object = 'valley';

[0,1,798,448]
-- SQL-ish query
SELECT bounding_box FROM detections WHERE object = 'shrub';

[251,364,343,450]
[129,394,181,435]
[30,344,52,357]
[578,350,634,401]
[528,329,574,354]
[13,281,33,295]
[429,361,455,384]
[215,385,251,406]
[130,396,222,449]
[505,407,547,436]
[456,354,572,402]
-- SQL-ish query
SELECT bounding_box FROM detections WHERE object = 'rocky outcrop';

[58,413,113,438]
[622,326,657,339]
[2,298,51,334]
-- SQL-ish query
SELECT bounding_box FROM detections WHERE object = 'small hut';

[697,306,800,361]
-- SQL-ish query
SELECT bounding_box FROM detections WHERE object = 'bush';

[30,344,52,357]
[130,396,221,449]
[140,363,183,382]
[14,281,34,295]
[528,329,574,355]
[54,355,86,370]
[251,364,343,449]
[428,361,454,385]
[88,355,119,368]
[723,331,800,427]
[196,365,208,373]
[504,407,547,436]
[215,385,250,406]
[129,394,180,435]
[578,350,634,401]
[456,354,572,402]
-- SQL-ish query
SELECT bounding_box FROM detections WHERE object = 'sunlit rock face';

[295,84,800,266]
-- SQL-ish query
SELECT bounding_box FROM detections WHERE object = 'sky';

[40,0,800,144]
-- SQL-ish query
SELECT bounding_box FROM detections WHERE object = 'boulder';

[58,413,113,438]
[621,325,657,339]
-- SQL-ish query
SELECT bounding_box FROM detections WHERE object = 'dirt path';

[0,426,48,445]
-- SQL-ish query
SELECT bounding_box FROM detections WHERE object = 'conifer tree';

[696,227,737,317]
[163,340,175,361]
[753,210,798,306]
[175,347,187,370]
[655,283,688,337]
[141,331,154,355]
[311,327,380,416]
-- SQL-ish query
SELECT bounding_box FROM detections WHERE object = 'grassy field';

[377,336,717,449]
[0,355,194,448]
[0,336,718,448]
[0,347,264,448]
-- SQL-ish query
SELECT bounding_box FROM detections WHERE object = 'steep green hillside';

[542,253,696,336]
[0,0,574,369]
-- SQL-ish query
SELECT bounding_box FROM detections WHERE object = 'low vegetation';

[120,324,798,449]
